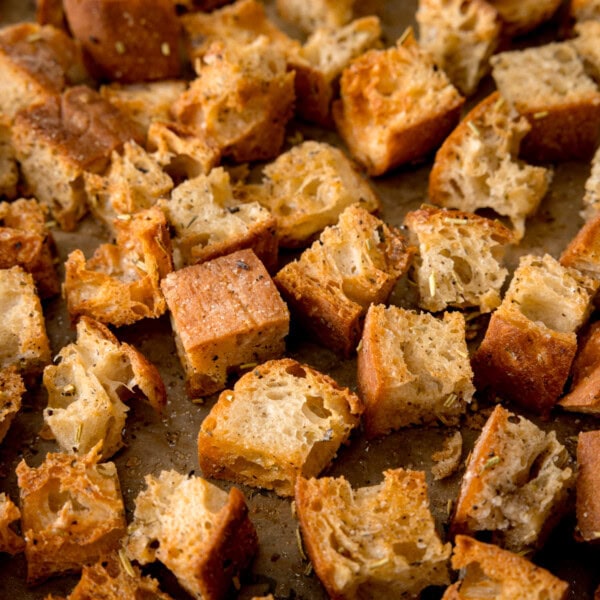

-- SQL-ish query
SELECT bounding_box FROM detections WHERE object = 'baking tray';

[1,0,600,598]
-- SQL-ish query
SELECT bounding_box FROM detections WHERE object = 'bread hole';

[460,562,502,597]
[47,487,88,513]
[525,448,552,484]
[310,499,323,512]
[451,256,473,284]
[303,395,332,421]
[149,539,160,549]
[391,541,424,563]
[285,363,307,378]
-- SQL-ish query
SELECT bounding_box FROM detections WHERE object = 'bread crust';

[560,209,600,279]
[576,431,600,542]
[0,493,24,555]
[0,366,24,446]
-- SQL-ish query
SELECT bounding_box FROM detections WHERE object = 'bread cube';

[0,198,58,298]
[126,470,258,599]
[295,469,451,599]
[275,205,413,356]
[472,254,597,413]
[276,0,353,33]
[159,167,277,271]
[12,85,142,231]
[198,358,363,496]
[85,141,173,234]
[429,92,552,240]
[404,206,514,312]
[0,117,18,199]
[571,0,600,21]
[161,249,289,397]
[417,0,501,96]
[487,0,562,35]
[64,207,173,327]
[452,405,574,553]
[358,305,474,437]
[572,21,600,85]
[0,493,24,556]
[0,366,24,445]
[0,22,86,120]
[333,29,464,176]
[575,431,600,542]
[0,266,50,376]
[259,141,381,248]
[561,210,600,282]
[442,535,569,599]
[43,316,166,459]
[16,445,126,583]
[491,43,600,162]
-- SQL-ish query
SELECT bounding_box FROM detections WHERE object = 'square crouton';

[85,141,173,233]
[198,358,362,496]
[332,29,464,176]
[158,167,278,271]
[275,205,413,356]
[126,470,258,599]
[16,445,126,583]
[276,0,353,33]
[0,198,59,298]
[258,141,381,248]
[490,43,600,162]
[43,316,165,460]
[404,206,515,313]
[64,207,173,327]
[442,535,569,599]
[161,249,289,397]
[295,469,451,599]
[417,0,501,96]
[429,92,553,241]
[357,305,474,437]
[12,85,143,231]
[0,266,50,376]
[0,117,18,199]
[451,405,574,553]
[0,493,24,556]
[0,22,86,121]
[575,431,600,542]
[472,254,598,413]
[0,366,24,445]
[572,21,600,85]
[488,0,562,36]
[560,209,600,282]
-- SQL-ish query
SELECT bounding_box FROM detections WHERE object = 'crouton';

[487,0,563,35]
[571,0,600,22]
[0,493,24,555]
[560,210,600,282]
[582,147,600,221]
[432,431,463,481]
[572,21,600,85]
[0,117,18,199]
[276,0,353,34]
[575,430,600,542]
[0,366,24,445]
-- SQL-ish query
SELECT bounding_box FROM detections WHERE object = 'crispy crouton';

[0,493,24,555]
[432,431,463,481]
[276,0,354,33]
[0,366,24,445]
[0,117,18,199]
[560,210,600,283]
[575,431,600,542]
[487,0,562,35]
[572,21,600,85]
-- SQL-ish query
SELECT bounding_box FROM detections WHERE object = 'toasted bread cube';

[472,254,597,413]
[276,0,353,33]
[159,167,277,271]
[259,141,381,248]
[43,316,166,459]
[0,493,24,555]
[571,0,600,21]
[575,431,600,542]
[198,358,363,496]
[12,86,142,231]
[490,43,600,162]
[333,30,464,176]
[417,0,501,96]
[358,305,474,437]
[561,210,600,282]
[442,535,569,599]
[126,470,258,599]
[172,37,295,163]
[0,266,50,376]
[0,22,86,121]
[429,92,552,240]
[275,205,413,356]
[161,249,289,397]
[404,206,515,312]
[0,117,18,199]
[0,366,24,445]
[452,405,574,553]
[64,207,173,327]
[572,21,600,85]
[85,141,173,233]
[16,445,126,583]
[583,148,600,221]
[487,0,562,35]
[0,197,58,297]
[295,469,451,599]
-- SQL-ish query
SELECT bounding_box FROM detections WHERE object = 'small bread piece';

[159,167,276,270]
[432,431,463,481]
[333,29,464,176]
[357,305,474,437]
[472,254,597,413]
[0,117,18,199]
[490,43,600,162]
[63,0,180,82]
[442,535,569,599]
[560,210,600,283]
[0,266,50,376]
[451,405,575,553]
[571,0,600,21]
[198,358,362,496]
[572,21,600,85]
[126,470,258,599]
[43,316,166,459]
[417,0,501,96]
[276,0,353,33]
[0,22,86,120]
[12,85,142,231]
[295,469,451,599]
[16,445,126,584]
[161,249,289,397]
[487,0,562,36]
[259,141,381,248]
[575,431,600,542]
[582,146,600,220]
[85,141,173,233]
[0,493,24,555]
[404,206,515,312]
[429,92,552,240]
[0,198,59,297]
[0,366,24,445]
[275,205,413,356]
[64,207,173,327]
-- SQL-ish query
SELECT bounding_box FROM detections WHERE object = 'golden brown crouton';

[575,431,600,542]
[0,366,24,445]
[561,210,600,283]
[0,117,18,199]
[0,493,24,555]
[572,21,600,85]
[276,0,353,33]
